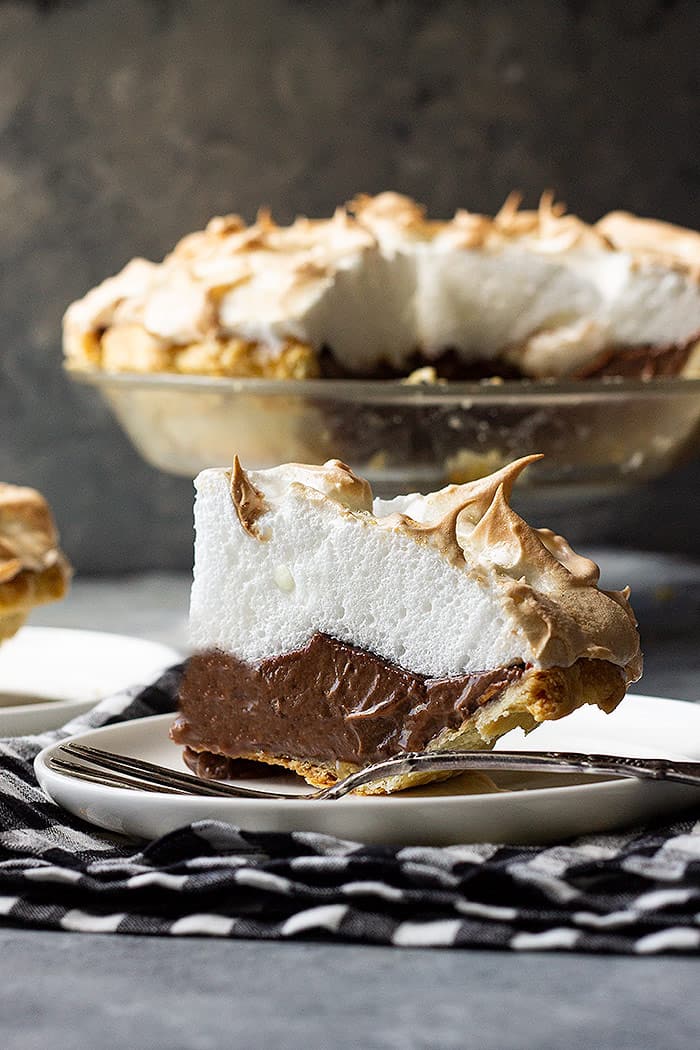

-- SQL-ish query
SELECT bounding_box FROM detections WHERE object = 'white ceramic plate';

[0,627,180,736]
[36,694,700,845]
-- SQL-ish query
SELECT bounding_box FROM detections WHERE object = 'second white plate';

[36,694,700,846]
[0,627,180,736]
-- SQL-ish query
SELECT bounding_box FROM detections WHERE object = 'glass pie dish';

[72,370,700,500]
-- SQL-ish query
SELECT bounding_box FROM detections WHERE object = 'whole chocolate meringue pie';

[64,192,700,383]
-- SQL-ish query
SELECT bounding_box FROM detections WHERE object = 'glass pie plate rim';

[70,368,700,402]
[68,366,700,500]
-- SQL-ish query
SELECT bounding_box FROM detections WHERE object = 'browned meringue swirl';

[234,455,642,685]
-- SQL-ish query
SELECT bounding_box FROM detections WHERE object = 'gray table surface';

[4,555,700,1050]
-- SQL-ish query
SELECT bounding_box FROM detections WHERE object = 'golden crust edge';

[0,611,30,642]
[64,326,320,379]
[0,560,71,616]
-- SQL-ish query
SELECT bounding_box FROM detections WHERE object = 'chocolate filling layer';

[319,337,696,381]
[172,633,525,771]
[318,347,524,380]
[573,338,696,379]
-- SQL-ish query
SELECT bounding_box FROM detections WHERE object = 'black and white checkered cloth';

[1,666,699,952]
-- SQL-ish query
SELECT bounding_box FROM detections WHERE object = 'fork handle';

[321,750,700,798]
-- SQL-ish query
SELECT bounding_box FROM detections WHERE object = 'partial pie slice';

[0,484,72,642]
[171,455,642,794]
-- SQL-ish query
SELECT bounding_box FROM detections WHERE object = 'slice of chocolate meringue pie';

[0,483,71,642]
[171,456,642,794]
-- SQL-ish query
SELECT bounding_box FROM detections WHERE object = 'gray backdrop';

[1,0,698,572]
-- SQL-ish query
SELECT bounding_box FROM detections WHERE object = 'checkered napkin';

[1,667,699,953]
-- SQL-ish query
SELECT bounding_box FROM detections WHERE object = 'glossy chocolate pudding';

[172,633,525,775]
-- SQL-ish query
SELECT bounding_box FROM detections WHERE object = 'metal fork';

[50,742,700,800]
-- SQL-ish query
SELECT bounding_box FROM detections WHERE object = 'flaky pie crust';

[0,483,71,641]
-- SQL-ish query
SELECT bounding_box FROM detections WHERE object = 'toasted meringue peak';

[374,455,543,566]
[349,191,437,243]
[235,458,373,516]
[533,528,601,587]
[494,190,524,226]
[420,454,542,522]
[192,455,641,684]
[462,484,640,675]
[229,456,270,541]
[204,213,246,237]
[596,211,700,276]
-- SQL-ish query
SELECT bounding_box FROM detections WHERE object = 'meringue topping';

[190,456,641,684]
